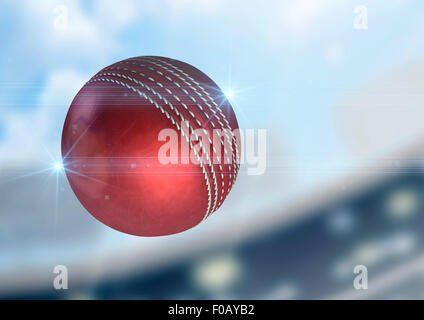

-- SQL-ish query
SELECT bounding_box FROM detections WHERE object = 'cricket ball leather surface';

[61,56,240,236]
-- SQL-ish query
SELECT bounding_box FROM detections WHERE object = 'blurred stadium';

[1,0,424,299]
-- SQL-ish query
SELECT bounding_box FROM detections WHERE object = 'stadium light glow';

[224,90,233,99]
[54,161,63,171]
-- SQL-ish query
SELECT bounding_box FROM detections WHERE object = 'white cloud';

[0,69,88,166]
[92,0,140,31]
[165,0,224,16]
[325,44,345,64]
[30,0,118,62]
[282,0,333,31]
[0,0,130,165]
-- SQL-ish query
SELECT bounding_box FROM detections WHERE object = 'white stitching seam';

[103,65,228,208]
[91,73,220,218]
[131,58,238,211]
[139,57,240,205]
[87,77,213,220]
[142,57,240,167]
[116,60,232,207]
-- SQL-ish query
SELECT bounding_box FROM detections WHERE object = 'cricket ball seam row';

[141,57,239,203]
[138,57,239,173]
[130,59,235,208]
[119,59,236,204]
[134,57,239,197]
[143,56,241,176]
[93,72,222,216]
[104,66,228,207]
[133,58,235,166]
[87,77,213,220]
[102,65,230,208]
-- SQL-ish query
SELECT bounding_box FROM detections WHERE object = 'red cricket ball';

[61,56,240,236]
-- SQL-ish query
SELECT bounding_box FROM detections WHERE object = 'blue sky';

[1,0,424,187]
[2,0,424,284]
